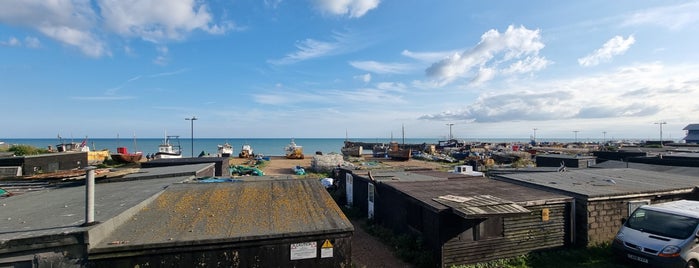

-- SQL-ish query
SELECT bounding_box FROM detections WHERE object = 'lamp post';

[532,128,538,141]
[446,123,454,140]
[655,121,667,147]
[602,131,607,143]
[573,130,579,143]
[185,116,198,157]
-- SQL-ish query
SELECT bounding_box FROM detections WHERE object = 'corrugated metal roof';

[91,179,353,251]
[433,194,530,218]
[362,170,448,182]
[494,168,699,199]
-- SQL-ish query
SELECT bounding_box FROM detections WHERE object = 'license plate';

[628,253,648,263]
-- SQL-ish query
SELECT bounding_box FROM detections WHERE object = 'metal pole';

[446,123,454,140]
[185,116,198,157]
[573,130,579,143]
[655,121,666,147]
[84,167,95,226]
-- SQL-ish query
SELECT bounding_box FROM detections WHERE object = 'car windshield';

[626,208,699,239]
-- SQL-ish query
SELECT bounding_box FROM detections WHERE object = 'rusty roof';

[91,179,353,252]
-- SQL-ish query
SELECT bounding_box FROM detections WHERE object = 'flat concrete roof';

[383,177,571,213]
[591,160,699,177]
[90,179,353,253]
[354,169,448,182]
[0,176,188,244]
[493,168,699,199]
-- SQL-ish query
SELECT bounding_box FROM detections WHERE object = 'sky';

[1,0,698,141]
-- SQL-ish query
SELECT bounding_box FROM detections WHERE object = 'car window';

[626,208,699,239]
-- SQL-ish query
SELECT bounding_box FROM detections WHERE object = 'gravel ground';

[229,155,441,267]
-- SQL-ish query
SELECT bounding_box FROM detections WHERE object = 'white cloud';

[153,45,169,65]
[425,25,549,86]
[0,0,234,57]
[0,37,20,47]
[622,2,699,30]
[349,61,413,74]
[578,35,635,67]
[24,36,41,48]
[354,73,372,83]
[312,0,380,18]
[419,62,699,124]
[401,49,461,62]
[99,0,234,42]
[270,31,361,65]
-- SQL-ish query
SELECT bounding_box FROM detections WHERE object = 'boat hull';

[111,153,143,163]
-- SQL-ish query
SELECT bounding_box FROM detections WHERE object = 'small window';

[474,217,503,240]
[628,200,650,216]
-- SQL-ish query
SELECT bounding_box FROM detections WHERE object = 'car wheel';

[687,260,699,268]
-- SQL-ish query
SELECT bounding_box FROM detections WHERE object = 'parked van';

[612,200,699,268]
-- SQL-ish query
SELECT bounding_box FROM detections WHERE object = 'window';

[628,200,650,216]
[474,217,503,240]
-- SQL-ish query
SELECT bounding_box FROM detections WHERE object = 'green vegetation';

[452,243,630,268]
[4,144,49,156]
[361,220,435,268]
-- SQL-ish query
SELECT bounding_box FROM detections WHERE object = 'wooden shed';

[535,154,597,168]
[493,168,699,245]
[0,151,87,176]
[335,168,572,266]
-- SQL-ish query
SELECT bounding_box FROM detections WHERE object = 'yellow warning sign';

[322,239,333,248]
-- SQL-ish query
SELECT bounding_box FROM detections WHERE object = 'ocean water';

[1,138,440,157]
[1,137,608,157]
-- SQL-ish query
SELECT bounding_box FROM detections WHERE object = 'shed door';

[368,183,375,219]
[345,173,353,207]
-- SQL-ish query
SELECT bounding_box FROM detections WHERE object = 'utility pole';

[655,121,667,147]
[446,123,455,140]
[185,116,198,157]
[602,131,607,143]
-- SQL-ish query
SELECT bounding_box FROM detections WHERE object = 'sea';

[0,137,571,157]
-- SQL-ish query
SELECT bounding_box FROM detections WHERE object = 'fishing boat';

[239,143,253,158]
[372,143,388,157]
[111,134,143,163]
[285,139,304,159]
[153,135,182,159]
[217,142,233,157]
[388,125,411,161]
[341,141,363,157]
[111,147,143,163]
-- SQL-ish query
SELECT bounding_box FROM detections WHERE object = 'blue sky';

[1,0,698,141]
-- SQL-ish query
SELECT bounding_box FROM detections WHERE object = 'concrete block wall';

[585,200,625,245]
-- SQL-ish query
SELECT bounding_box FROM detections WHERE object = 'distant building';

[683,124,699,143]
[535,154,597,168]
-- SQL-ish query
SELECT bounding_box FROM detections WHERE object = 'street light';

[532,128,538,141]
[185,116,198,157]
[655,121,667,147]
[573,130,580,143]
[446,123,454,140]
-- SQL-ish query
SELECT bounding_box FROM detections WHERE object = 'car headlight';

[659,245,681,257]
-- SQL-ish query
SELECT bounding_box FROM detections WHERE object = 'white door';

[345,173,353,207]
[368,183,375,219]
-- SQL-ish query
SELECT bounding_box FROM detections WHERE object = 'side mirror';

[621,218,626,224]
[695,231,699,240]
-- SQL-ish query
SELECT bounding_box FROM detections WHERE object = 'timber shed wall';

[441,203,569,267]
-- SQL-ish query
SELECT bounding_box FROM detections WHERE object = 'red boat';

[111,147,143,163]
